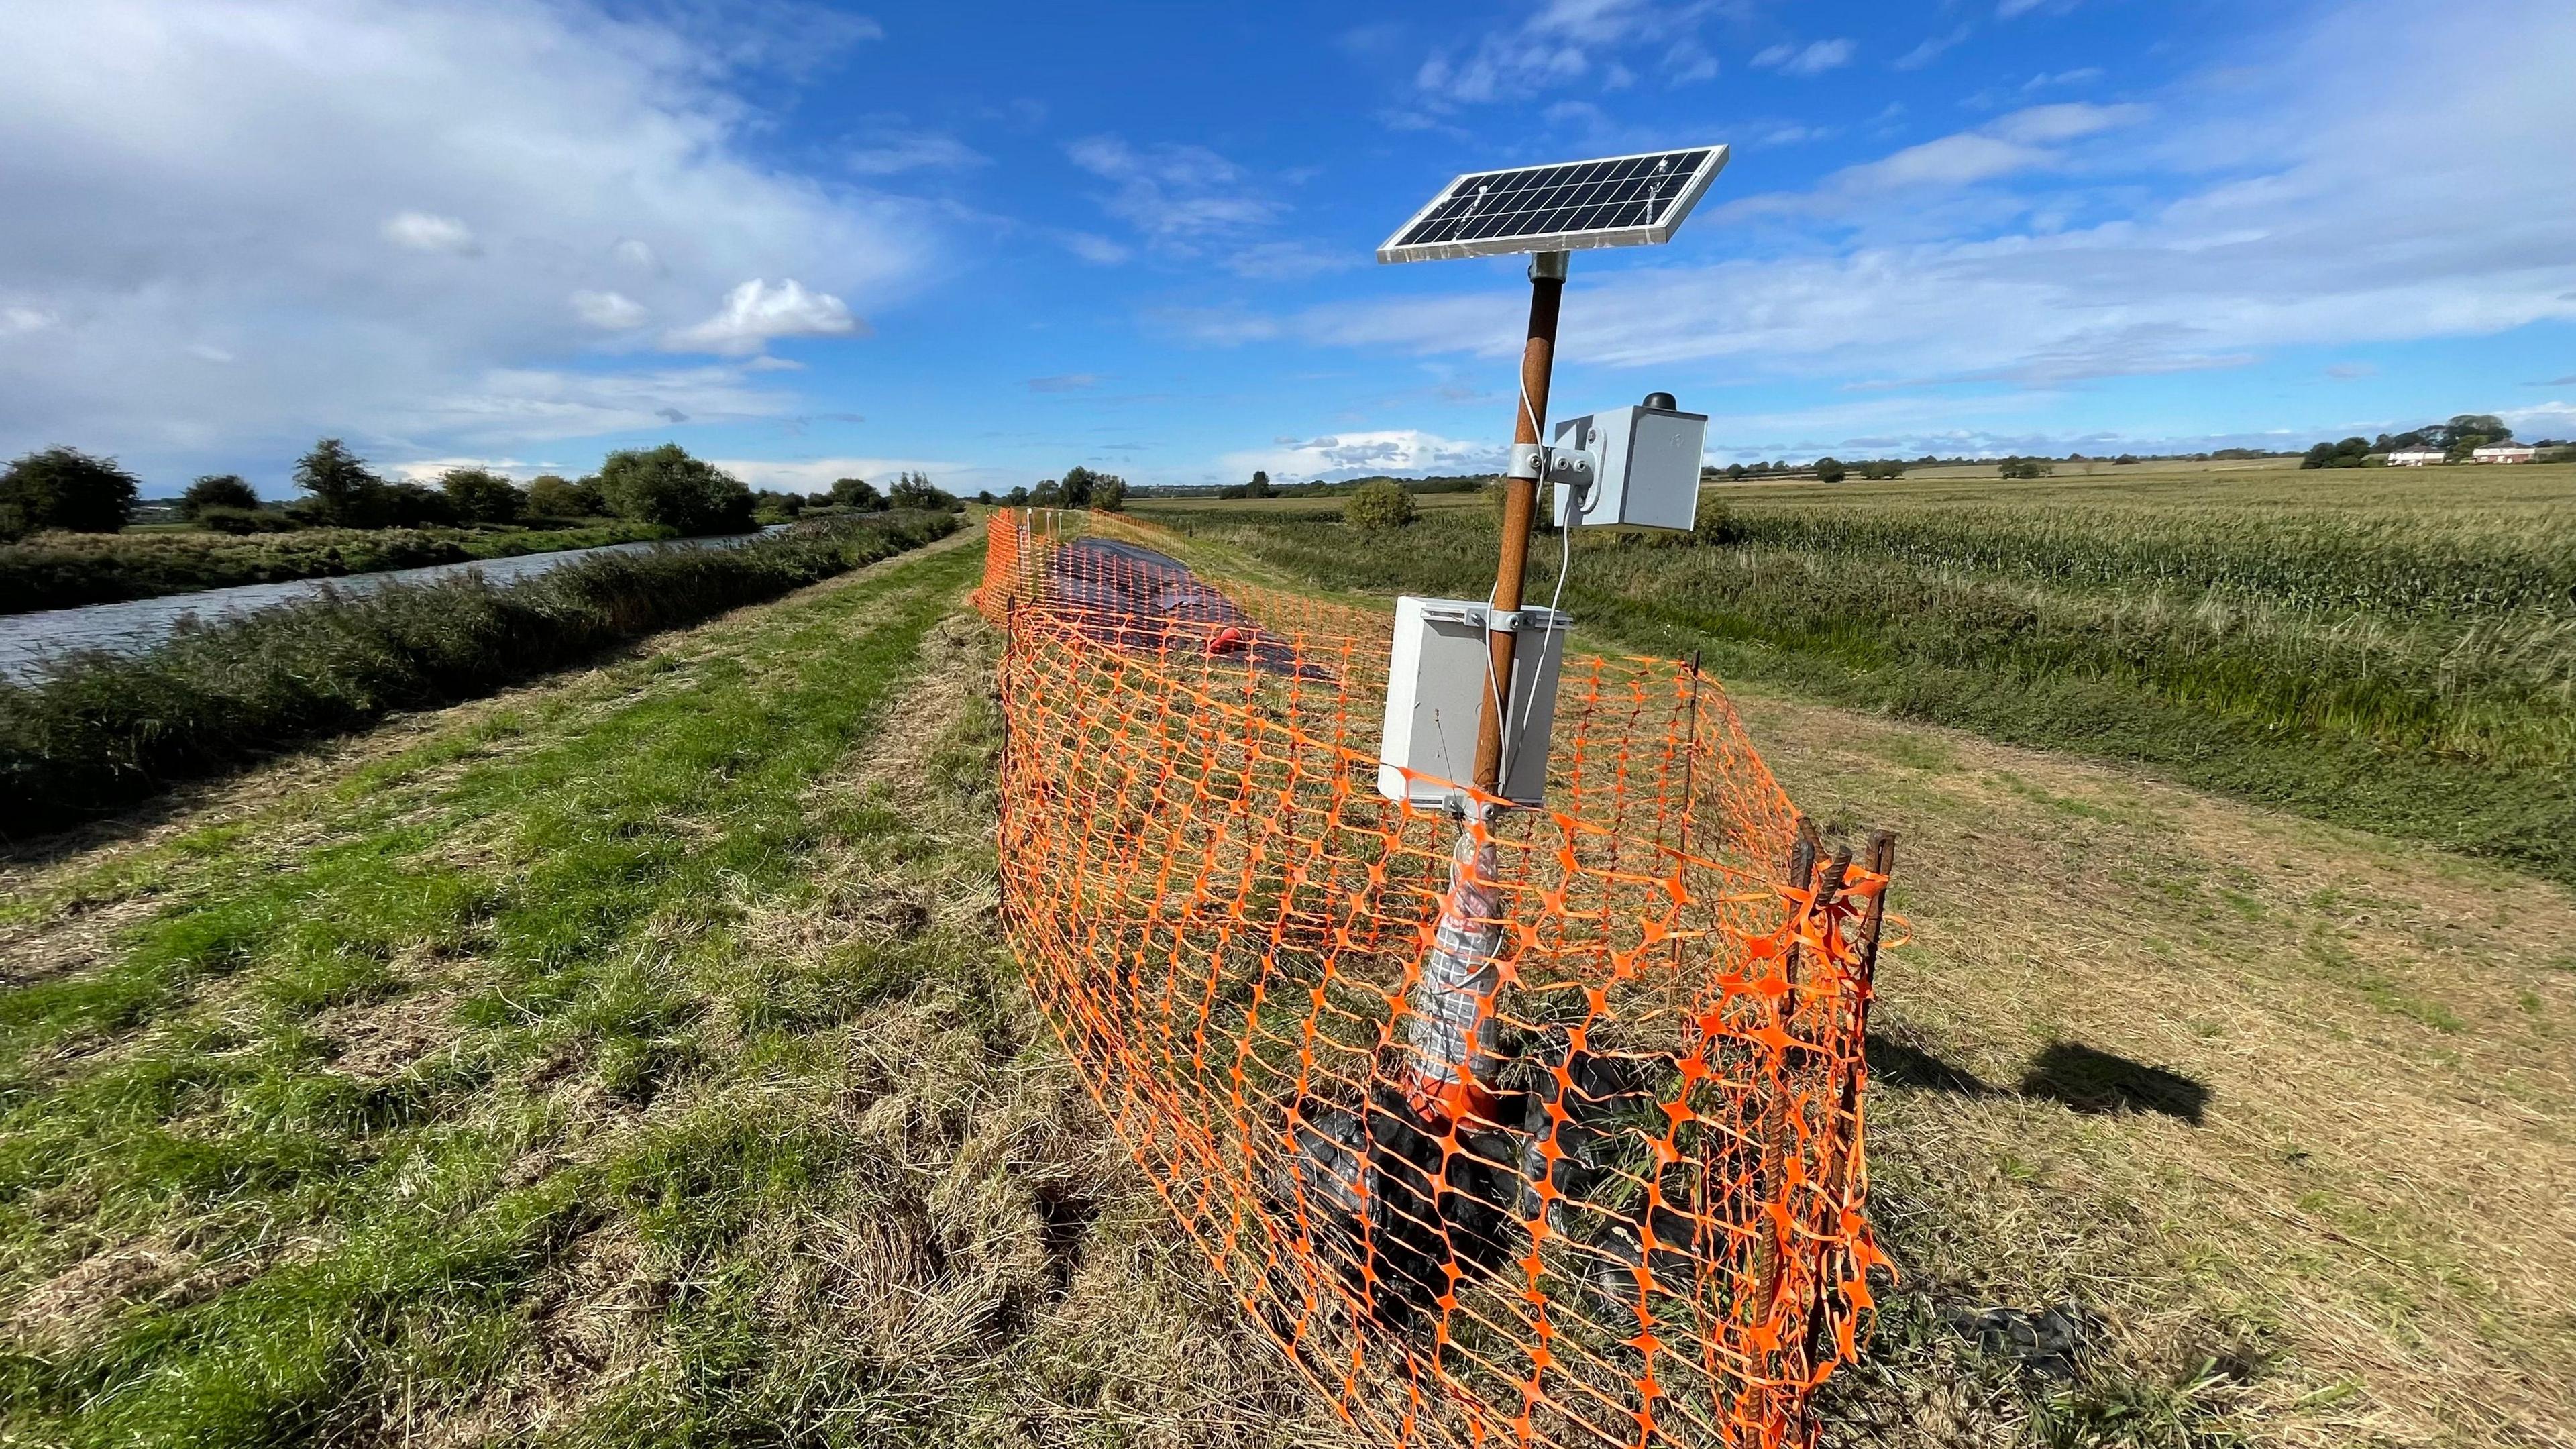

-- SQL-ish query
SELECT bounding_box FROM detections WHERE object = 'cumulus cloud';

[571,289,650,330]
[0,0,932,474]
[1285,0,2576,450]
[708,454,1017,496]
[1413,0,1719,107]
[382,211,479,254]
[1751,40,1855,78]
[661,278,860,356]
[1222,430,1505,483]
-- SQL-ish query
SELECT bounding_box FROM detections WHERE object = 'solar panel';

[1377,145,1730,264]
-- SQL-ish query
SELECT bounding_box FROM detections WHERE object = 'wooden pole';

[1470,251,1566,798]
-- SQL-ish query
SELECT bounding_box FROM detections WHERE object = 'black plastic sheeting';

[1040,537,1329,679]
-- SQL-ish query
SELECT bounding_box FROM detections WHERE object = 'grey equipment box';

[1549,400,1710,531]
[1376,596,1570,808]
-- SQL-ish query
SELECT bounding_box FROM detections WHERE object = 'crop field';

[1,488,2571,1447]
[1137,463,2576,884]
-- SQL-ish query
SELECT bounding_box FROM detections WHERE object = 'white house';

[2473,445,2539,464]
[2388,449,2447,466]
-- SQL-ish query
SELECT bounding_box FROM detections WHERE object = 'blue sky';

[3,0,2573,496]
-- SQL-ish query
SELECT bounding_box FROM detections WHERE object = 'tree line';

[0,441,963,543]
[2299,414,2568,468]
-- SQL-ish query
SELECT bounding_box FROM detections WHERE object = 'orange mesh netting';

[977,510,1893,1448]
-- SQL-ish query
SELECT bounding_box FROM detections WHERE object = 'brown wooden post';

[1470,251,1567,798]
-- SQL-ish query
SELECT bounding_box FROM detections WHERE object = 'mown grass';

[1138,466,2576,883]
[0,521,676,615]
[0,543,1338,1446]
[0,511,960,837]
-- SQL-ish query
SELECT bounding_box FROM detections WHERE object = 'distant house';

[2388,449,2446,466]
[2473,445,2539,464]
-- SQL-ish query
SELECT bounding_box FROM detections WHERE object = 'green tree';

[1998,457,2055,480]
[888,471,961,511]
[830,476,885,511]
[0,447,141,539]
[596,443,755,534]
[1813,457,1847,484]
[1725,463,1750,480]
[292,439,390,527]
[1093,477,1128,512]
[1005,484,1030,506]
[1245,470,1275,499]
[180,474,261,519]
[439,468,524,524]
[1344,478,1417,531]
[525,473,605,517]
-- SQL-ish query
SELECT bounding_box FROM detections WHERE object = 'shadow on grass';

[1866,1032,2212,1126]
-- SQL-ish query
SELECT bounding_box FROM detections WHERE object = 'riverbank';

[3,533,2565,1446]
[0,521,675,615]
[0,511,959,837]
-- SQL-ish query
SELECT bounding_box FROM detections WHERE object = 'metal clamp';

[1507,443,1547,480]
[1485,608,1522,635]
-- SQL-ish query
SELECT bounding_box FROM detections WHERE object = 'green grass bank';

[0,521,684,616]
[0,511,959,837]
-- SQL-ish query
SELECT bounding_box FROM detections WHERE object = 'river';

[0,529,776,683]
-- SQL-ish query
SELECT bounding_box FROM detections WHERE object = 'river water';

[0,529,774,683]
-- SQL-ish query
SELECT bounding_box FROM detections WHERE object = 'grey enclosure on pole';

[1376,146,1730,264]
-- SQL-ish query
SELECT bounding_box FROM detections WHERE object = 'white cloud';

[571,289,651,330]
[0,0,933,474]
[661,278,859,356]
[1413,0,1716,105]
[400,363,801,443]
[1221,430,1505,483]
[1289,0,2576,443]
[1718,103,2152,219]
[847,128,988,176]
[188,343,235,364]
[1,307,56,336]
[1894,25,1972,70]
[1752,39,1855,77]
[382,211,479,254]
[708,454,1017,496]
[1067,136,1279,245]
[1026,374,1102,393]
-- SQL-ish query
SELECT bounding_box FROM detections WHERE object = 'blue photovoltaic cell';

[1393,150,1713,251]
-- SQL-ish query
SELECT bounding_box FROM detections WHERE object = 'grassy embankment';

[1138,464,2576,884]
[1,515,2570,1444]
[0,539,1348,1446]
[0,511,959,837]
[0,521,678,616]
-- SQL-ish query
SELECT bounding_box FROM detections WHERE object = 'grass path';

[0,539,1343,1446]
[5,524,2571,1446]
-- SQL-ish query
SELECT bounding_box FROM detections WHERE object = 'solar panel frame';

[1376,145,1731,264]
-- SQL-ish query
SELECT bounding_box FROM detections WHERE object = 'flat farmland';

[1138,463,2576,884]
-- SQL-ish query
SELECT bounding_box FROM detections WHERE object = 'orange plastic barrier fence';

[979,511,1891,1448]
